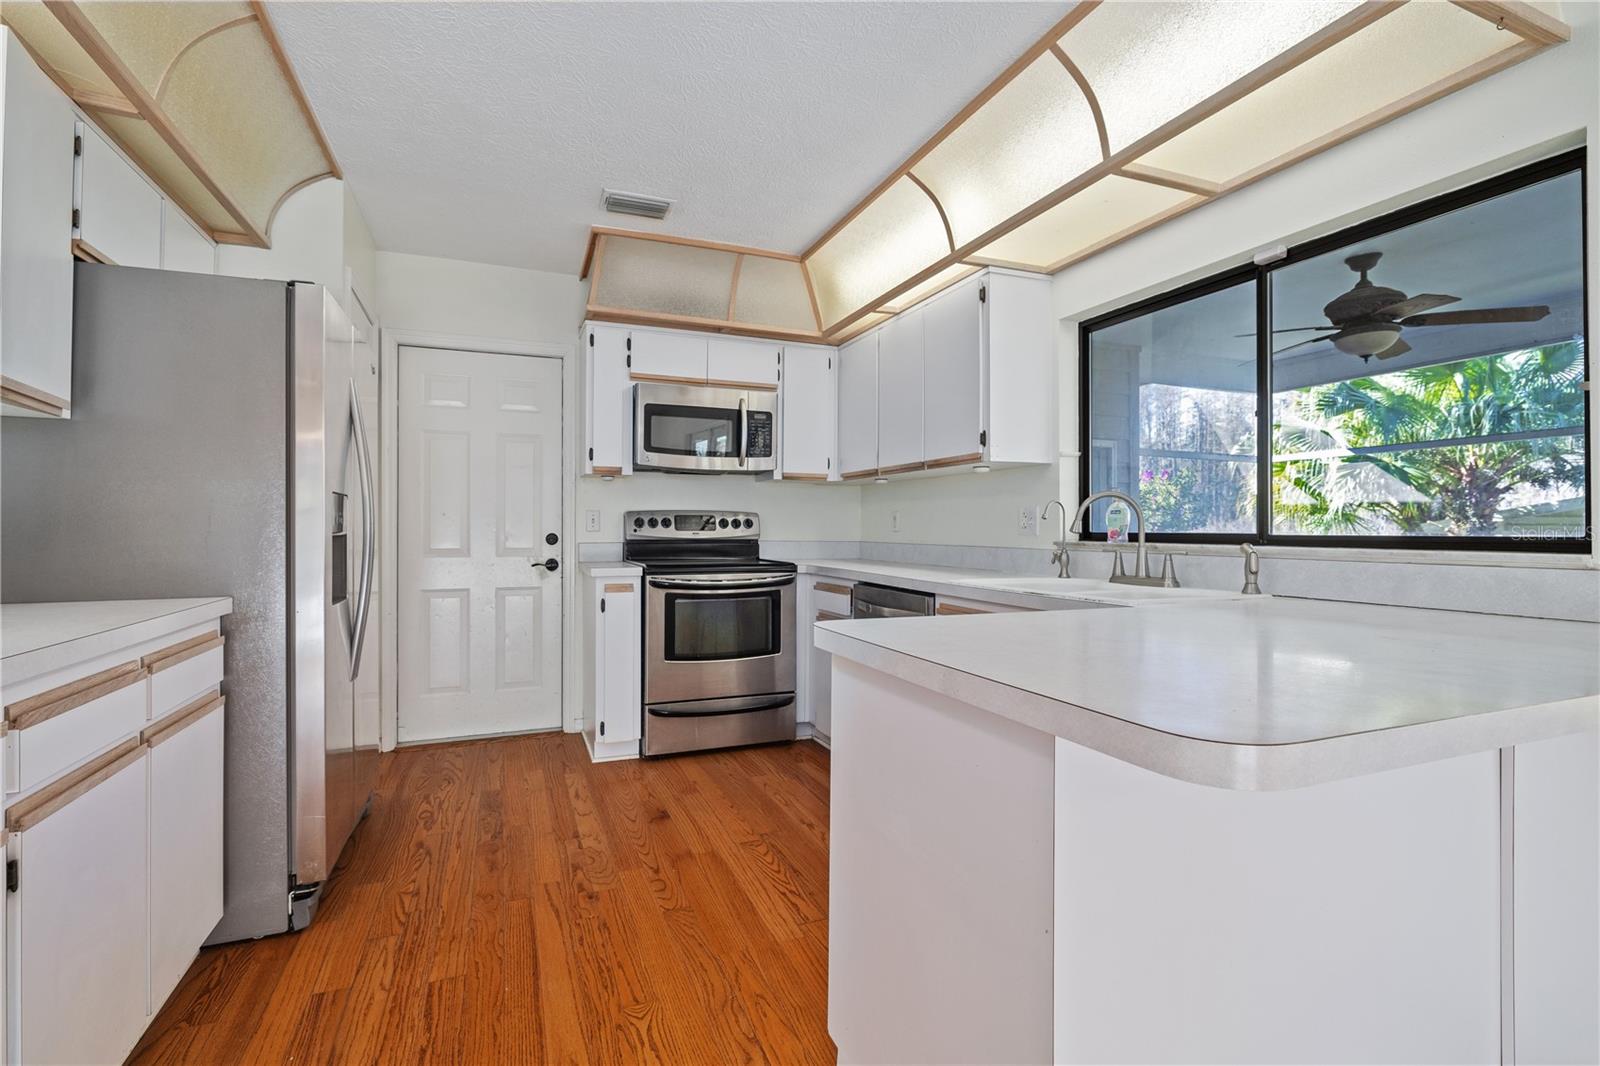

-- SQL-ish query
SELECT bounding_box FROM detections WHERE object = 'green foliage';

[1271,342,1587,536]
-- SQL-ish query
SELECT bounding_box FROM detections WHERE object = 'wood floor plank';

[130,734,835,1066]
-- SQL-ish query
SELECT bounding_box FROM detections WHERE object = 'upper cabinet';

[630,328,708,384]
[922,274,985,467]
[780,343,836,481]
[837,332,879,480]
[875,308,925,473]
[74,122,162,269]
[0,28,75,418]
[584,323,630,477]
[160,203,215,275]
[708,335,780,389]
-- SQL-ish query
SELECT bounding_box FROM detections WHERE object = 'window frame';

[1077,148,1591,553]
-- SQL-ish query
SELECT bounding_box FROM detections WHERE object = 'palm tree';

[1272,341,1586,536]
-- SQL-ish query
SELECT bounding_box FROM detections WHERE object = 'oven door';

[644,573,797,704]
[634,383,746,473]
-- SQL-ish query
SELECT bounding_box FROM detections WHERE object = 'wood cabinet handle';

[142,632,224,674]
[603,583,635,593]
[6,737,144,832]
[142,692,223,748]
[5,660,145,731]
[814,582,853,596]
[815,610,849,622]
[936,603,991,616]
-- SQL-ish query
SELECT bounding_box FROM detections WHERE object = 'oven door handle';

[649,575,795,591]
[648,695,794,718]
[737,396,747,468]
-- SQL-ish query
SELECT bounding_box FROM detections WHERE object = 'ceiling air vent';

[602,189,673,220]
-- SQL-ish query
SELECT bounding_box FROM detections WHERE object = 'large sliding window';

[1081,150,1589,551]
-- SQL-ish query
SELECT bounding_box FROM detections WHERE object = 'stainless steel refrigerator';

[1,263,379,942]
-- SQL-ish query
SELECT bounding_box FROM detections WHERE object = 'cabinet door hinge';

[828,357,832,369]
[73,134,82,157]
[588,446,594,461]
[826,457,831,470]
[626,337,632,351]
[600,721,607,737]
[979,429,987,448]
[600,598,606,613]
[979,285,987,304]
[626,354,632,368]
[588,332,594,347]
[7,859,18,894]
[71,207,80,229]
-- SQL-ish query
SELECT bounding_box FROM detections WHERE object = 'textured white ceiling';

[265,1,1073,275]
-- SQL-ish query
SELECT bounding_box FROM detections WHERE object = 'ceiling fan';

[1264,252,1551,361]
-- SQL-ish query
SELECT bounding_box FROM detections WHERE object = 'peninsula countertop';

[815,596,1600,790]
[1,598,234,683]
[791,558,1249,609]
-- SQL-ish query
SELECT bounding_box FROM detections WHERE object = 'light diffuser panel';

[974,175,1196,271]
[807,175,951,327]
[732,256,818,331]
[593,236,738,320]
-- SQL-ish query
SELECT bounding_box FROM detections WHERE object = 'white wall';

[217,177,345,292]
[342,184,377,314]
[857,4,1599,616]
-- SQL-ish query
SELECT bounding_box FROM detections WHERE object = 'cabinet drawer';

[4,661,148,795]
[143,632,225,722]
[813,581,854,617]
[935,595,1033,616]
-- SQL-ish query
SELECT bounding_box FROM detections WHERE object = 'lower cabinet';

[9,744,149,1066]
[148,699,225,1009]
[584,569,643,759]
[799,578,853,746]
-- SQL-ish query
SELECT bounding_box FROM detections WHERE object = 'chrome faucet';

[1240,542,1263,595]
[1068,490,1180,588]
[1041,500,1072,577]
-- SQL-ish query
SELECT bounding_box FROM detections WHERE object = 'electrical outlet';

[890,510,902,534]
[584,509,601,533]
[1018,505,1038,536]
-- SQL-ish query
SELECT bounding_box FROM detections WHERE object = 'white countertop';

[1,598,233,683]
[816,596,1600,790]
[579,561,643,579]
[792,558,1248,609]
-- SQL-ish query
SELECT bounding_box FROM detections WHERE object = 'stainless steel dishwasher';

[851,582,936,619]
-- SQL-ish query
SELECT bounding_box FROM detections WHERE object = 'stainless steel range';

[624,510,797,756]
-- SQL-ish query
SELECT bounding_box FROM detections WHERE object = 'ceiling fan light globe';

[1333,325,1402,357]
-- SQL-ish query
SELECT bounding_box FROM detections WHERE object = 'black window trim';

[1077,147,1591,554]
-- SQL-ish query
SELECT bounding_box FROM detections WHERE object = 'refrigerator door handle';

[348,379,377,681]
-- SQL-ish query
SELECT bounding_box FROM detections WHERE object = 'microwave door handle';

[737,396,747,467]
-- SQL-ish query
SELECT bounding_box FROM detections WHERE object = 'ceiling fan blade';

[1378,293,1458,318]
[1400,305,1550,326]
[1233,326,1337,338]
[1272,335,1334,355]
[1374,338,1413,360]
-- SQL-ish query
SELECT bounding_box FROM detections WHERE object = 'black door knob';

[541,558,559,572]
[545,532,559,545]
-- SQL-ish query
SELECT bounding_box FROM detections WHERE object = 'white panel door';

[398,347,563,742]
[76,123,161,268]
[922,275,984,464]
[780,343,836,480]
[876,307,925,471]
[836,333,878,478]
[707,335,780,388]
[629,329,707,383]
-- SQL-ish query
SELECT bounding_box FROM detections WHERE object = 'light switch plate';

[1018,505,1038,536]
[890,510,902,534]
[584,509,601,533]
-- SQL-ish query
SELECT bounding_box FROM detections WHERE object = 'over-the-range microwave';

[633,382,777,474]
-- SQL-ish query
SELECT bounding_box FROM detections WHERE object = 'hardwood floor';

[129,733,836,1065]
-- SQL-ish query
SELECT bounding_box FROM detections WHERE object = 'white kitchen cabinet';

[798,577,853,747]
[0,29,75,418]
[708,335,780,389]
[75,122,162,269]
[160,202,215,275]
[8,745,150,1066]
[836,332,879,480]
[779,343,836,480]
[629,327,707,384]
[147,698,225,1011]
[922,274,985,467]
[584,322,629,476]
[583,568,642,760]
[875,307,924,473]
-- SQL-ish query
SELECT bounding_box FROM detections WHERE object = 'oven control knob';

[633,516,644,528]
[647,517,659,528]
[743,518,754,529]
[718,518,729,529]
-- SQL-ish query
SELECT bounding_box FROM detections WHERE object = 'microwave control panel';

[746,411,774,458]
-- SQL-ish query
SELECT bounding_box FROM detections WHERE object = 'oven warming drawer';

[643,693,796,757]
